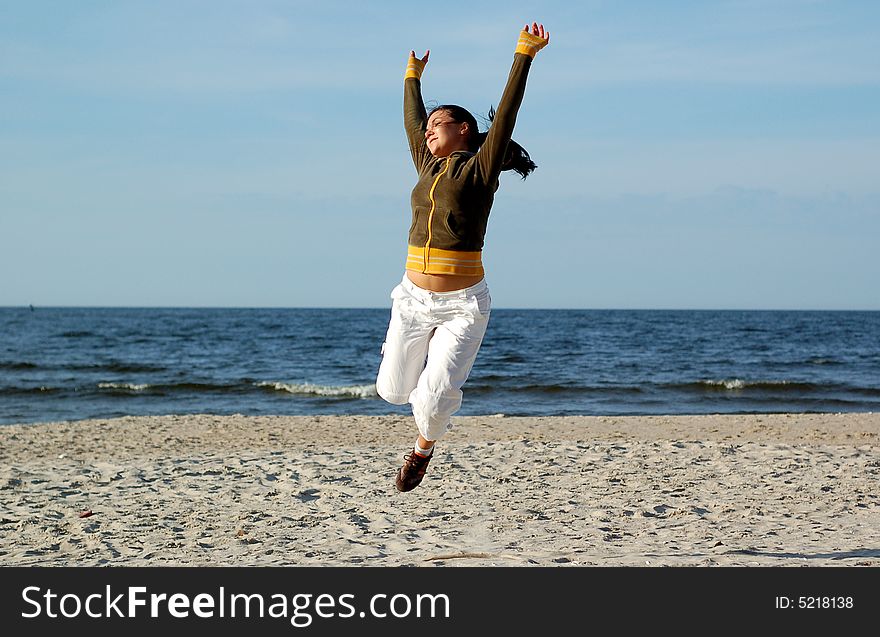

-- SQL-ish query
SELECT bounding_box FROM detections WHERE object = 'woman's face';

[425,110,470,157]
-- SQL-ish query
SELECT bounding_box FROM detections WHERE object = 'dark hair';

[428,104,537,179]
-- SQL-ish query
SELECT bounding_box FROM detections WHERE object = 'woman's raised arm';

[404,49,432,173]
[476,23,549,181]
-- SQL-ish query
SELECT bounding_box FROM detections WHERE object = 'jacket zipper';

[423,157,450,272]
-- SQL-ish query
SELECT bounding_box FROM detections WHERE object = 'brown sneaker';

[395,450,432,492]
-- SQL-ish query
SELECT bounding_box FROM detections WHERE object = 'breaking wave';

[255,381,377,399]
[685,379,816,392]
[97,382,150,392]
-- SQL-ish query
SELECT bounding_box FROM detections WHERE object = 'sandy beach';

[1,412,878,567]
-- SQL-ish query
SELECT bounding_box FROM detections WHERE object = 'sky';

[1,0,878,309]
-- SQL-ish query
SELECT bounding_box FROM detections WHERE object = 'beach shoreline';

[2,413,878,566]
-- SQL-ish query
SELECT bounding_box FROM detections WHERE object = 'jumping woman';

[376,22,550,492]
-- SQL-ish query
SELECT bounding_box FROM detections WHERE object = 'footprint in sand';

[296,489,320,503]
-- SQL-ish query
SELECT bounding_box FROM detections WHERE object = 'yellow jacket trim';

[424,158,450,270]
[515,31,548,58]
[406,245,484,276]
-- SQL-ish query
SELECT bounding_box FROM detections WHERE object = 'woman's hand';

[405,49,430,80]
[523,22,549,45]
[409,49,430,64]
[516,22,549,58]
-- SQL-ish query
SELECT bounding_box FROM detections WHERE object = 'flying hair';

[428,104,537,179]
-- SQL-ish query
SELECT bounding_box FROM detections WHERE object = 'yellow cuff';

[515,31,548,58]
[405,56,426,80]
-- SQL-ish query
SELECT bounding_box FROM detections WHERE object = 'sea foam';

[699,379,798,391]
[256,381,377,399]
[98,382,150,391]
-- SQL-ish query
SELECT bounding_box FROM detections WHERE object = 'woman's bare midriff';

[406,271,484,292]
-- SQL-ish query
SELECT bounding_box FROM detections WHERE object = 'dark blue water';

[1,307,878,425]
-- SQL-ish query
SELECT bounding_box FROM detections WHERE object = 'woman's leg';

[376,282,432,406]
[409,287,491,441]
[387,278,491,492]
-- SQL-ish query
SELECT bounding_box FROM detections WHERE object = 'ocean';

[1,307,878,425]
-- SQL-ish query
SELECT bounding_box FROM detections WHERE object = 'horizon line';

[3,305,879,313]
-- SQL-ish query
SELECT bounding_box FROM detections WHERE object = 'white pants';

[376,274,491,441]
